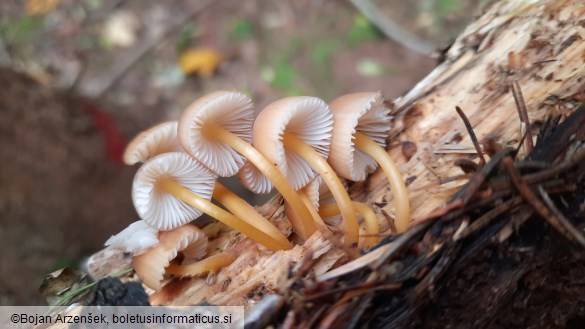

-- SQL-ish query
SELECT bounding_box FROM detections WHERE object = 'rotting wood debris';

[262,103,585,329]
[36,1,585,328]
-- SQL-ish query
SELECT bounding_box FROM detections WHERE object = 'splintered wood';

[382,0,585,220]
[89,0,585,312]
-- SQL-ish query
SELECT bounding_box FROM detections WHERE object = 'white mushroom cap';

[236,160,274,194]
[123,121,183,165]
[105,220,159,255]
[132,224,208,291]
[253,96,333,190]
[132,152,216,231]
[178,91,254,177]
[329,92,392,181]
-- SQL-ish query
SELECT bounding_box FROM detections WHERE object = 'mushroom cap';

[303,177,322,210]
[236,160,274,194]
[123,121,183,165]
[329,92,392,181]
[132,224,208,291]
[178,91,254,177]
[132,152,216,231]
[105,220,159,255]
[253,96,333,190]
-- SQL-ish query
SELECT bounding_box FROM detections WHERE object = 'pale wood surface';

[90,0,585,308]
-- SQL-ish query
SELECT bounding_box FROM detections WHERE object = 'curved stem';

[207,126,316,240]
[158,179,286,252]
[213,182,292,250]
[166,252,236,277]
[354,132,410,233]
[319,202,380,248]
[284,133,359,246]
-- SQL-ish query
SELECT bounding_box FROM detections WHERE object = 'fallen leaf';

[179,48,223,77]
[101,10,140,48]
[25,0,60,15]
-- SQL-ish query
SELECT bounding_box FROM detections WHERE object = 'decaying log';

[379,0,585,220]
[70,0,585,327]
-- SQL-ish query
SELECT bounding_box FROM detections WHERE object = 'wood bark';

[37,0,585,327]
[136,0,585,310]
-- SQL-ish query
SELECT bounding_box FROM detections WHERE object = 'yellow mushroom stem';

[158,178,286,252]
[204,125,316,240]
[213,182,292,250]
[283,133,359,246]
[354,132,410,233]
[166,252,236,277]
[319,202,380,248]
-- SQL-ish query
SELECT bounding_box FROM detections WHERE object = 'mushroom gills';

[201,124,317,240]
[124,120,293,251]
[318,202,380,248]
[283,133,360,246]
[157,178,290,252]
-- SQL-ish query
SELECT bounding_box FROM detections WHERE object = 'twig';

[454,196,523,241]
[524,145,585,184]
[84,0,217,98]
[501,157,585,248]
[456,106,486,166]
[455,148,515,205]
[349,0,435,55]
[511,81,534,153]
[537,185,585,248]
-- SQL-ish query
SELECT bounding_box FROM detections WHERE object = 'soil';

[406,221,585,329]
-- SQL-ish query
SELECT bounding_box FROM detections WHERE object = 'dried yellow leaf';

[26,0,60,15]
[179,48,223,77]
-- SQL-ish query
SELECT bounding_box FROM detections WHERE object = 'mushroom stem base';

[283,133,359,246]
[319,202,380,248]
[166,252,236,277]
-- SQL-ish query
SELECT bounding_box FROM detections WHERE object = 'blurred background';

[0,0,486,304]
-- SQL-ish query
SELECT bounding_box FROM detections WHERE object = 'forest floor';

[0,0,485,304]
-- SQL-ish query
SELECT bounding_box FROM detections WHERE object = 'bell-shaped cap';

[132,152,216,230]
[178,91,254,177]
[236,160,274,194]
[329,92,392,181]
[133,224,208,290]
[253,96,333,190]
[123,121,183,165]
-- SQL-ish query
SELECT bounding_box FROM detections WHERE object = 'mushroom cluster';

[106,90,410,291]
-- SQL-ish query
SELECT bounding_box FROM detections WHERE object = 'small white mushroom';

[105,220,159,255]
[124,120,291,250]
[132,224,208,291]
[178,91,315,240]
[133,152,288,251]
[329,92,411,232]
[254,96,360,246]
[132,152,216,231]
[123,121,183,165]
